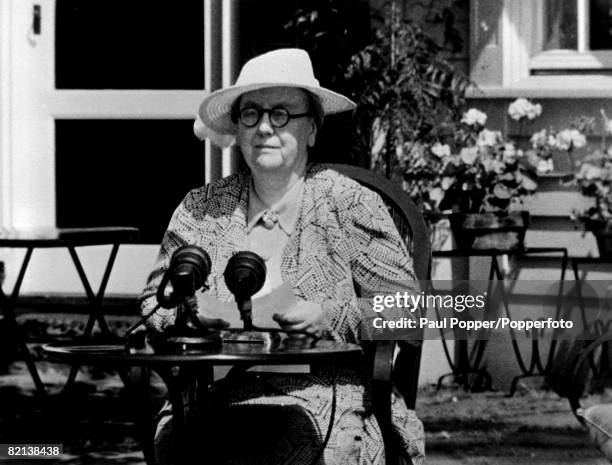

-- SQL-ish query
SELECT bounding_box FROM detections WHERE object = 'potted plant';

[342,1,471,178]
[439,100,593,251]
[573,111,612,258]
[285,0,470,253]
[431,102,545,251]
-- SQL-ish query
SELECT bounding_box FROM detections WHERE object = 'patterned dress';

[140,164,425,464]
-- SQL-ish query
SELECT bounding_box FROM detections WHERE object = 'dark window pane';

[238,0,299,61]
[56,0,204,89]
[544,0,578,50]
[590,0,612,49]
[56,120,205,243]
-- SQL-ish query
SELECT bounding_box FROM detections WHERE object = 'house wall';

[418,0,612,390]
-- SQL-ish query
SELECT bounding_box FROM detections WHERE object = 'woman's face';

[236,87,317,175]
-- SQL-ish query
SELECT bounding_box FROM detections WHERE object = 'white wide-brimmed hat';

[194,48,356,148]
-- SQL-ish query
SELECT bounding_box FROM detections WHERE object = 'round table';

[43,337,362,465]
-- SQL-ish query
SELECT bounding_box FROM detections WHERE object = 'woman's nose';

[256,112,274,134]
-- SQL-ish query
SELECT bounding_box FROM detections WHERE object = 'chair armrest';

[372,340,397,465]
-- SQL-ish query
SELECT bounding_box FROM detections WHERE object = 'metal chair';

[323,163,431,465]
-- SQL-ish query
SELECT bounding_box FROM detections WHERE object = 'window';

[51,1,208,243]
[470,0,612,96]
[531,0,612,73]
[55,120,205,244]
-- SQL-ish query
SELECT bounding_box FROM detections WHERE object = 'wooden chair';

[323,163,431,465]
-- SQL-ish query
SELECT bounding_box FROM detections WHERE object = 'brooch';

[261,210,279,229]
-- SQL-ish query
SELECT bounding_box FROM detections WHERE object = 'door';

[0,0,235,293]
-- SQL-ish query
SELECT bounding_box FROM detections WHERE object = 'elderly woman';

[140,48,424,465]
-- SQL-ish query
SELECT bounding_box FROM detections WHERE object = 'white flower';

[460,146,479,165]
[429,187,444,205]
[508,98,542,121]
[555,130,573,151]
[537,158,554,173]
[556,129,586,150]
[527,103,543,120]
[530,129,549,148]
[502,143,518,163]
[461,108,487,127]
[571,129,587,148]
[477,129,501,147]
[431,142,451,158]
[441,177,455,190]
[577,164,604,180]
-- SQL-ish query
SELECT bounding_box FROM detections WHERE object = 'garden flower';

[431,142,451,158]
[508,98,542,121]
[556,129,587,150]
[502,143,518,163]
[537,158,554,173]
[530,129,549,148]
[441,176,454,190]
[429,187,444,205]
[461,108,487,127]
[460,146,479,164]
[577,164,604,180]
[397,99,551,216]
[477,129,501,147]
[573,138,612,226]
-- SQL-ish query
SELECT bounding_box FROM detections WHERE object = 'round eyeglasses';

[238,107,310,128]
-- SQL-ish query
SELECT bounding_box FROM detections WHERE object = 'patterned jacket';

[140,164,418,342]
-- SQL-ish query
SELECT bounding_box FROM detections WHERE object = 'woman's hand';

[272,301,326,336]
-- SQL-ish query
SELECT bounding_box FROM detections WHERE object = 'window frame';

[470,0,612,98]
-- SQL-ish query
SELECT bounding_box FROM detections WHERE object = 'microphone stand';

[156,296,222,353]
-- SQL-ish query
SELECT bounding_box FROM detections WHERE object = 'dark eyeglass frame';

[238,106,311,128]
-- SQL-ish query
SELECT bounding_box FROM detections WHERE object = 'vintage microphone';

[157,245,211,310]
[222,251,321,344]
[223,251,266,330]
[154,245,221,351]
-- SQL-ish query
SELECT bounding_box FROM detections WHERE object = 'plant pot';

[449,211,530,252]
[585,219,612,259]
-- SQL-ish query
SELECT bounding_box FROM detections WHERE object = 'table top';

[0,227,140,247]
[570,256,612,264]
[433,247,568,258]
[42,338,363,367]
